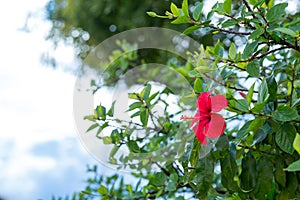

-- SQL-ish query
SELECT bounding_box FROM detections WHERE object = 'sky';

[0,1,103,199]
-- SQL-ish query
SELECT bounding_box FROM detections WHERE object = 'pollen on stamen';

[180,115,194,121]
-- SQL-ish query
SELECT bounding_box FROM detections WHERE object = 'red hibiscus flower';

[181,92,228,145]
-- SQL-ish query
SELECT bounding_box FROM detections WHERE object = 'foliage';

[51,0,300,199]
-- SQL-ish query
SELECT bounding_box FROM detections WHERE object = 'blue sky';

[0,1,103,199]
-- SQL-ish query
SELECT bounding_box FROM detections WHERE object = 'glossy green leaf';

[107,101,115,117]
[193,2,203,21]
[127,102,142,111]
[166,181,177,192]
[183,25,201,35]
[223,0,232,14]
[103,136,113,144]
[86,123,99,132]
[192,153,214,198]
[274,157,286,187]
[96,105,106,120]
[140,109,149,127]
[272,105,299,122]
[275,123,296,154]
[246,83,255,105]
[242,41,258,59]
[246,62,260,77]
[189,138,200,168]
[170,3,180,16]
[194,78,202,93]
[249,28,264,39]
[258,79,269,104]
[229,43,237,59]
[98,185,108,195]
[170,173,179,182]
[253,123,272,145]
[220,145,238,191]
[171,16,190,24]
[152,172,167,186]
[284,159,300,171]
[293,133,300,155]
[275,27,296,37]
[239,152,256,192]
[254,156,273,198]
[141,84,151,101]
[182,0,189,17]
[266,3,288,22]
[266,76,277,101]
[221,19,237,28]
[127,140,141,153]
[236,120,252,140]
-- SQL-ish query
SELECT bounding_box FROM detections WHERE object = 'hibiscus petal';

[206,113,226,138]
[197,92,211,113]
[211,94,228,112]
[193,119,210,144]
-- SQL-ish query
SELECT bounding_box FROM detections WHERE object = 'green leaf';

[285,159,300,171]
[189,138,201,168]
[96,105,106,120]
[194,78,202,93]
[192,2,203,21]
[152,172,167,186]
[192,153,214,198]
[170,173,179,182]
[140,109,149,127]
[183,25,201,34]
[166,181,177,192]
[247,83,255,105]
[274,157,286,187]
[242,41,259,59]
[254,156,273,198]
[272,105,299,122]
[220,145,239,191]
[275,27,297,37]
[258,79,269,104]
[127,102,142,111]
[239,152,256,192]
[127,140,141,153]
[128,93,139,100]
[253,123,272,145]
[293,133,300,155]
[148,91,159,103]
[107,101,115,117]
[266,76,277,101]
[182,0,189,17]
[141,84,151,101]
[96,122,109,136]
[170,3,180,16]
[103,136,113,144]
[246,62,260,77]
[98,185,108,195]
[171,15,190,24]
[249,28,264,39]
[236,120,252,140]
[223,0,232,14]
[86,123,99,132]
[229,43,237,59]
[266,3,288,22]
[221,19,238,28]
[275,123,296,154]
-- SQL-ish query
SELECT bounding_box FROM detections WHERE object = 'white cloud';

[0,1,101,199]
